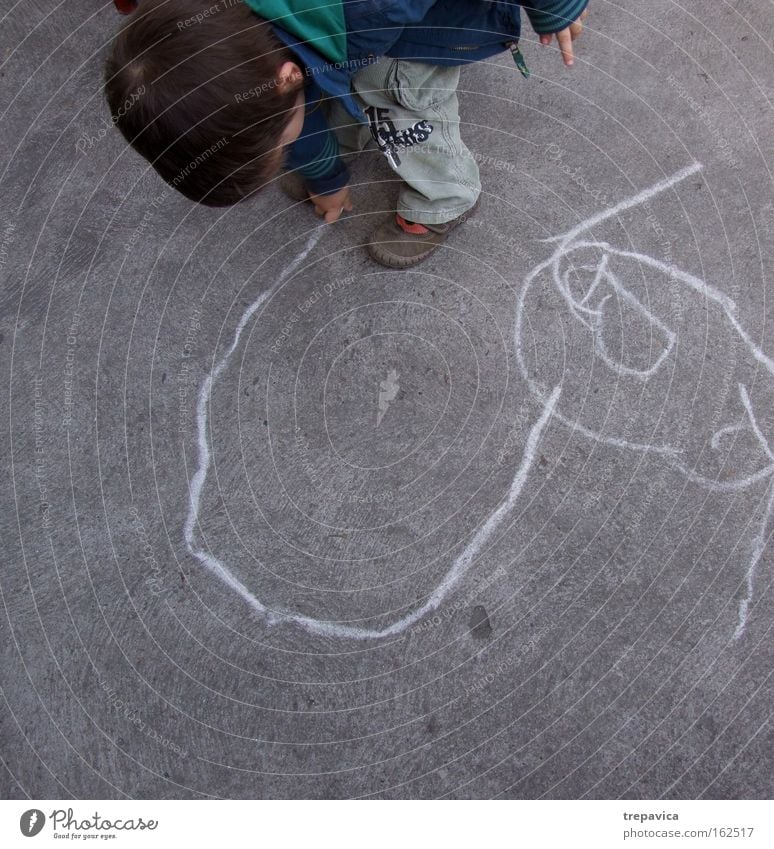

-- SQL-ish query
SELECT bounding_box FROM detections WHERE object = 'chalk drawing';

[182,223,558,639]
[185,163,771,640]
[514,162,774,638]
[184,228,324,626]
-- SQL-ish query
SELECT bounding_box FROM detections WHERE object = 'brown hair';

[105,0,302,206]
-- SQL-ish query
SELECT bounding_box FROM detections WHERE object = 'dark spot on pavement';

[469,605,492,639]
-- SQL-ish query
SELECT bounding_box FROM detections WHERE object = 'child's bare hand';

[310,186,353,223]
[539,8,588,66]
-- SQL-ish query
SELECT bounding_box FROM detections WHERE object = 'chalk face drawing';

[515,162,774,638]
[185,163,772,640]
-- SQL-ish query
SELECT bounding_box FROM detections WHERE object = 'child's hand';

[539,8,588,67]
[310,186,353,223]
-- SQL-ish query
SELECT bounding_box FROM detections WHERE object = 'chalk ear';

[276,61,303,93]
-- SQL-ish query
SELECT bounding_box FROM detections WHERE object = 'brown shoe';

[367,200,480,268]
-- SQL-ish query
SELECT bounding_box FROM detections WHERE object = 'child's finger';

[556,27,574,65]
[539,33,552,46]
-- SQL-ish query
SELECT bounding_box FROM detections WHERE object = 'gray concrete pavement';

[2,1,774,799]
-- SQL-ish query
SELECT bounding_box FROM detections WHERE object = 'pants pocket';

[391,60,461,113]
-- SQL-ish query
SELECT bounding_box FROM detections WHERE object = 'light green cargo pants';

[324,57,481,226]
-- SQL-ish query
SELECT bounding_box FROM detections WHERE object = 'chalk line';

[184,226,324,625]
[734,479,774,639]
[261,384,560,639]
[738,383,774,463]
[183,223,560,639]
[555,249,677,380]
[515,166,774,486]
[515,162,774,639]
[185,163,773,641]
[545,161,704,250]
[542,242,774,489]
[733,385,774,638]
[734,479,774,640]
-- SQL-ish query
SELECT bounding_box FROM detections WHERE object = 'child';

[105,0,588,267]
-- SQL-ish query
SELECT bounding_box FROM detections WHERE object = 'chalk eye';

[555,245,677,380]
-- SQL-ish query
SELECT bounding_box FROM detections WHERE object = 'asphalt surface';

[2,1,774,799]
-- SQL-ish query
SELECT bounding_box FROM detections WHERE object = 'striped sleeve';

[284,84,349,196]
[521,0,589,34]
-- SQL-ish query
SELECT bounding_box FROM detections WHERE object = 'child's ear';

[276,61,304,93]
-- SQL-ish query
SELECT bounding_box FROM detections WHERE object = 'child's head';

[105,0,306,206]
